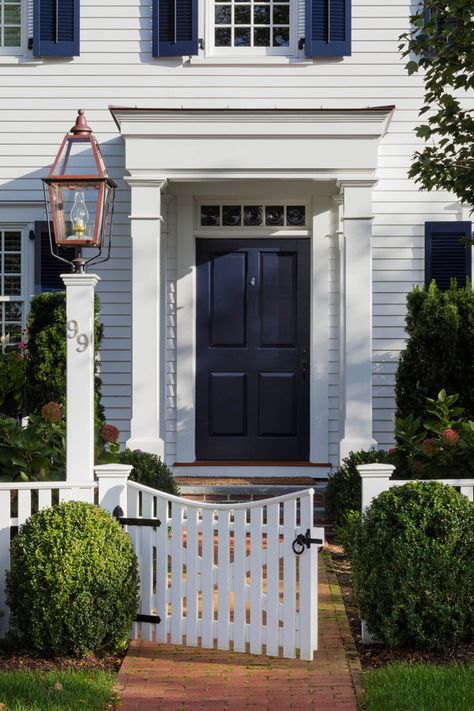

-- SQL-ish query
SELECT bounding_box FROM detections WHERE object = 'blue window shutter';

[305,0,351,57]
[425,221,472,290]
[152,0,198,57]
[33,0,80,56]
[35,222,75,291]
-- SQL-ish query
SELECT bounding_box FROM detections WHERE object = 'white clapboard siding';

[126,481,323,660]
[0,0,471,459]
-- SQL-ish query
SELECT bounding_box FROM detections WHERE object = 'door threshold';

[175,461,331,467]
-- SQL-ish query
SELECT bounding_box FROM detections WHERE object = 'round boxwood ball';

[6,501,139,656]
[352,481,474,651]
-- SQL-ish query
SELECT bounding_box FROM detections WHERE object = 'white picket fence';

[0,480,98,636]
[0,467,322,661]
[125,481,323,661]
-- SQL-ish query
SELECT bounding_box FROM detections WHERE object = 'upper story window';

[0,0,23,54]
[213,0,293,55]
[152,0,351,60]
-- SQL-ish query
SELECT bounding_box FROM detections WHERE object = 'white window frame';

[0,0,27,56]
[0,224,34,345]
[202,0,299,57]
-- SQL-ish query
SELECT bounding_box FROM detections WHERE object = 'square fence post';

[357,462,394,643]
[357,463,395,513]
[95,464,132,516]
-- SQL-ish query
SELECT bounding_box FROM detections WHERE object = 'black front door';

[196,239,310,461]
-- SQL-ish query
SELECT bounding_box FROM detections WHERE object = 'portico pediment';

[110,106,394,180]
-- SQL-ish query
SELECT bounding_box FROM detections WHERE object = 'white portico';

[110,106,393,472]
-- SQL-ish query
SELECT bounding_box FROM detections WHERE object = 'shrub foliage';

[6,501,139,655]
[25,292,104,427]
[119,448,179,495]
[352,481,474,651]
[325,449,389,527]
[395,282,474,422]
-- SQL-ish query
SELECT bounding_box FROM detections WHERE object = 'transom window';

[199,203,306,228]
[212,0,294,53]
[0,0,21,50]
[0,230,24,348]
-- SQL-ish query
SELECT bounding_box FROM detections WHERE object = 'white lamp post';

[42,110,116,482]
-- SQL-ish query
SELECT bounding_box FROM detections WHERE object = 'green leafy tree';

[25,292,105,428]
[395,281,474,421]
[399,0,474,207]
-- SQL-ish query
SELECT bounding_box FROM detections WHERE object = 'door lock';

[248,277,256,287]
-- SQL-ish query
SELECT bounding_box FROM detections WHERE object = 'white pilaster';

[310,195,331,463]
[61,273,100,483]
[338,181,377,460]
[126,178,168,457]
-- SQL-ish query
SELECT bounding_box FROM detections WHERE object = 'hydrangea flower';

[101,424,120,444]
[441,428,459,446]
[41,401,62,424]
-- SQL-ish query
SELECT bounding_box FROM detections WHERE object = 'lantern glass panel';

[49,183,103,246]
[52,135,104,178]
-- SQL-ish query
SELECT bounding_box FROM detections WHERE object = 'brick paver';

[116,552,362,711]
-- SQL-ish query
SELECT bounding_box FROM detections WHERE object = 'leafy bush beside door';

[25,291,105,429]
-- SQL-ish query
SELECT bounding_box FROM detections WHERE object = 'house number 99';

[67,320,90,353]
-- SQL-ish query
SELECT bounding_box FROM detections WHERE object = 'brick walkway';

[116,552,362,711]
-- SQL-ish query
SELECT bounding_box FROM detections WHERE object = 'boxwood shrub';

[352,481,474,651]
[6,501,139,656]
[119,448,179,495]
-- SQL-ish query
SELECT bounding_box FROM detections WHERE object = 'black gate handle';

[113,505,161,528]
[292,529,323,555]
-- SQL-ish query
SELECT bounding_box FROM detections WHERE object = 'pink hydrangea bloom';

[422,438,437,456]
[441,428,459,446]
[41,401,62,424]
[101,424,120,444]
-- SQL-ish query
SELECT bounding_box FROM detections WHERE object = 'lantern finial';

[70,109,92,136]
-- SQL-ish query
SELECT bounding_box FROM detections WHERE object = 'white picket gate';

[125,481,324,661]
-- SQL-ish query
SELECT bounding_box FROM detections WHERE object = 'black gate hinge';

[292,529,323,555]
[113,506,161,528]
[136,614,161,624]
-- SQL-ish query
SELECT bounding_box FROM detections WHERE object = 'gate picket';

[125,482,322,660]
[266,502,280,657]
[233,509,247,652]
[154,496,168,644]
[185,507,199,646]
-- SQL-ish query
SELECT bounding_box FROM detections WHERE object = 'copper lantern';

[42,109,117,271]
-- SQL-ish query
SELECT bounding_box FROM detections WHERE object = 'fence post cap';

[94,463,133,479]
[357,463,395,478]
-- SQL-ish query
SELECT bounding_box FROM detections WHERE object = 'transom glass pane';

[214,0,290,48]
[0,0,22,48]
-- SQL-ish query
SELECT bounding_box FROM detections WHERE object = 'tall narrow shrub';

[25,292,105,426]
[395,281,474,421]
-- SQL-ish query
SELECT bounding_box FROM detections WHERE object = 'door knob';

[248,277,256,287]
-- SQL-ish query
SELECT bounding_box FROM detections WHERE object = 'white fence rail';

[0,480,98,636]
[125,480,323,661]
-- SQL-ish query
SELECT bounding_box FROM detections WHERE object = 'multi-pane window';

[0,0,22,49]
[214,0,291,50]
[0,230,23,348]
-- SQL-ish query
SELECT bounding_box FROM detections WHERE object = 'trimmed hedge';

[6,501,139,655]
[119,448,179,495]
[395,282,474,422]
[351,481,474,651]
